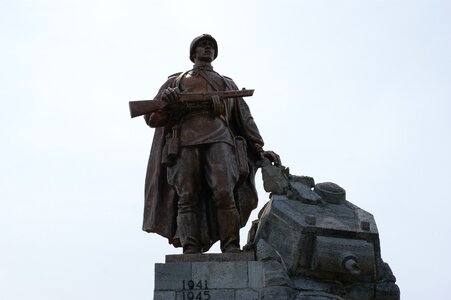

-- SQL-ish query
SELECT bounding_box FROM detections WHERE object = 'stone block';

[154,290,176,300]
[248,261,264,288]
[192,261,248,289]
[235,289,259,300]
[155,262,192,291]
[261,286,296,300]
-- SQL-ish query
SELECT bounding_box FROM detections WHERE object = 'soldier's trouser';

[167,142,240,253]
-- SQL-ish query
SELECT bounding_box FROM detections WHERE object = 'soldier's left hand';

[162,87,181,103]
[260,150,281,166]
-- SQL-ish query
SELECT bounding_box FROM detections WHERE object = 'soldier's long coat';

[142,71,264,251]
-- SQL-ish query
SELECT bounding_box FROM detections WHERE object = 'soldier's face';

[194,39,215,62]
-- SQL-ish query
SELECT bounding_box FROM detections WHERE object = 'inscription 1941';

[182,280,210,300]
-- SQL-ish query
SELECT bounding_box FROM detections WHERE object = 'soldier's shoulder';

[167,72,183,78]
[222,75,238,88]
[222,75,237,84]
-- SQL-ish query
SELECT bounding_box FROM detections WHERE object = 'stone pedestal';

[154,252,263,300]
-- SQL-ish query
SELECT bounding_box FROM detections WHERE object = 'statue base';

[154,251,399,300]
[154,252,262,300]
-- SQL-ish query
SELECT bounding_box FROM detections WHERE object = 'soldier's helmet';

[190,34,218,62]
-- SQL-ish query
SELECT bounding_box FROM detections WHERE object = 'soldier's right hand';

[162,87,180,103]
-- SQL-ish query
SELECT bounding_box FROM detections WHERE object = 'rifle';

[129,89,254,118]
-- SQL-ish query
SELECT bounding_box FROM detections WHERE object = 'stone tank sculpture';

[244,159,400,299]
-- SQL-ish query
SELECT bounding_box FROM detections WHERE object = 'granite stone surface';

[154,257,263,300]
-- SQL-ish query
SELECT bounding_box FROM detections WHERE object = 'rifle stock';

[129,100,166,118]
[129,89,254,118]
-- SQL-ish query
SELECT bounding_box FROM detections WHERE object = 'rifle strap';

[197,70,224,92]
[174,68,226,94]
[174,70,190,90]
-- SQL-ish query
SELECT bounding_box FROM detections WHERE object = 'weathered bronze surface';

[135,34,279,254]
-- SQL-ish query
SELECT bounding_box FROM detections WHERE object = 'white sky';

[1,0,450,299]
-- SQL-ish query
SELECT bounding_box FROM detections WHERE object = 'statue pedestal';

[154,252,263,300]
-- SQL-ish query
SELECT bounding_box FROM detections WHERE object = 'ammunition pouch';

[161,126,180,166]
[234,136,249,183]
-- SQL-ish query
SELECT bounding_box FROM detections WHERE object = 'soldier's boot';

[217,209,241,253]
[177,213,201,254]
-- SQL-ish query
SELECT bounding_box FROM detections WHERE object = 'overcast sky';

[1,1,450,299]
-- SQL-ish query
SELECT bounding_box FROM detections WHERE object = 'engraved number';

[182,280,208,290]
[183,291,210,300]
[182,280,210,300]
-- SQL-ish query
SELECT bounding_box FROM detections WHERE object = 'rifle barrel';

[179,89,254,102]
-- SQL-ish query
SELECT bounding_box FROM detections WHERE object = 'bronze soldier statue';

[140,34,280,254]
